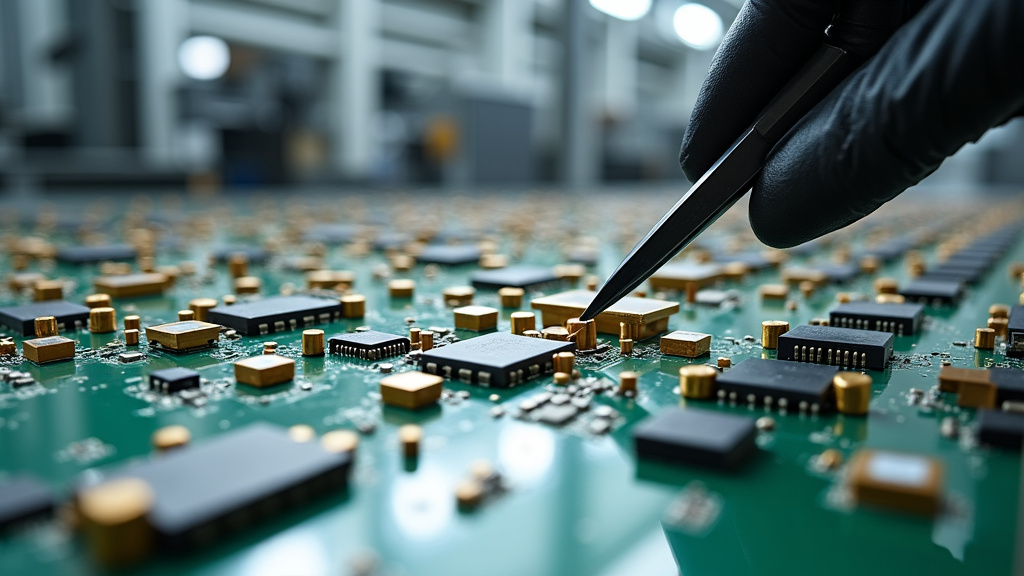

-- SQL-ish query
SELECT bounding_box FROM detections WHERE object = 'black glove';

[679,0,1024,248]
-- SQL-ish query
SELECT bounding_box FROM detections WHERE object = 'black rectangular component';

[150,367,201,394]
[990,367,1024,403]
[977,410,1024,450]
[777,324,893,371]
[56,244,136,263]
[899,279,963,305]
[633,407,756,470]
[0,475,55,531]
[0,301,91,336]
[77,423,350,551]
[207,295,343,336]
[211,246,269,265]
[1008,305,1024,357]
[829,301,925,336]
[328,331,410,360]
[416,244,482,265]
[471,266,560,290]
[420,332,575,388]
[716,358,839,410]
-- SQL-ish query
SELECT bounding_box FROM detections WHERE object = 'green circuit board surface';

[0,188,1022,576]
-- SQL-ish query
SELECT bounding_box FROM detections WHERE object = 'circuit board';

[1,189,1023,576]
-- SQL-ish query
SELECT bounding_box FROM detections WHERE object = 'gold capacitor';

[151,425,191,452]
[222,294,236,306]
[123,315,141,331]
[717,356,731,369]
[620,321,640,341]
[85,293,113,309]
[875,293,906,304]
[263,341,278,355]
[510,312,536,335]
[873,277,898,294]
[124,329,140,346]
[34,316,58,337]
[228,253,249,278]
[321,429,360,455]
[498,287,525,308]
[388,279,415,298]
[833,372,872,415]
[89,307,117,334]
[399,424,422,458]
[761,320,789,350]
[566,317,596,350]
[619,371,638,394]
[0,339,15,356]
[234,276,261,295]
[553,372,571,386]
[553,351,575,374]
[989,317,1009,337]
[990,303,1010,318]
[860,255,880,274]
[799,281,815,298]
[33,280,63,302]
[341,294,366,318]
[188,298,218,322]
[78,478,155,568]
[679,365,717,399]
[541,327,570,341]
[302,329,325,356]
[523,330,542,338]
[289,424,316,443]
[409,327,422,348]
[420,330,434,351]
[455,479,485,511]
[975,327,996,350]
[620,338,634,355]
[177,309,195,321]
[685,282,698,304]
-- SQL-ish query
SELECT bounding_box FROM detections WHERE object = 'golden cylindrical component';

[177,309,195,321]
[585,275,599,291]
[389,279,415,298]
[685,282,698,304]
[89,307,117,334]
[409,327,421,347]
[442,286,475,306]
[78,477,155,568]
[188,298,218,322]
[553,372,571,385]
[151,425,190,451]
[859,255,880,274]
[523,330,541,338]
[799,280,815,298]
[399,424,422,458]
[620,338,634,355]
[990,303,1010,318]
[228,253,249,278]
[989,317,1009,337]
[619,371,638,394]
[455,479,485,511]
[34,316,58,337]
[124,329,139,346]
[420,330,434,351]
[498,287,525,308]
[222,294,236,306]
[302,329,325,356]
[263,341,278,355]
[138,256,155,273]
[833,372,872,415]
[975,327,996,350]
[510,312,536,335]
[0,339,15,356]
[123,315,141,331]
[234,276,261,295]
[620,321,640,341]
[542,327,570,341]
[761,320,789,350]
[566,317,596,350]
[873,277,898,295]
[679,365,717,399]
[553,351,575,374]
[717,356,731,369]
[321,429,360,455]
[85,293,113,309]
[341,294,366,318]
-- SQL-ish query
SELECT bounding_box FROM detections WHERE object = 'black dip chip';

[716,358,839,410]
[1007,305,1024,357]
[977,410,1024,450]
[56,244,136,264]
[899,279,963,305]
[416,244,482,265]
[207,295,343,336]
[777,324,893,371]
[211,246,269,265]
[420,332,575,388]
[150,367,201,394]
[329,330,410,360]
[633,407,756,470]
[76,423,351,552]
[471,266,560,290]
[829,301,925,336]
[0,301,91,336]
[990,367,1024,403]
[0,475,55,531]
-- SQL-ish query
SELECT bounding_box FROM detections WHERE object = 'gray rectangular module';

[777,324,893,370]
[633,407,756,470]
[76,423,350,551]
[56,244,136,263]
[829,301,925,336]
[0,301,91,336]
[899,279,963,305]
[471,266,560,290]
[0,475,54,531]
[1008,305,1024,357]
[206,295,343,336]
[716,358,839,410]
[419,332,574,388]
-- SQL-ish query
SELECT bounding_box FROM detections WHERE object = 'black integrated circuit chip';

[990,367,1024,403]
[632,407,757,470]
[76,423,351,552]
[1008,305,1024,357]
[207,295,343,336]
[0,475,54,531]
[471,266,560,290]
[149,367,201,394]
[829,301,925,336]
[416,244,482,265]
[56,244,136,264]
[0,301,91,336]
[977,410,1024,450]
[419,332,575,388]
[716,358,839,410]
[777,324,893,371]
[329,330,410,360]
[899,279,964,305]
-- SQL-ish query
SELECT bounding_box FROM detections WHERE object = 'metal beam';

[189,1,338,58]
[330,0,379,179]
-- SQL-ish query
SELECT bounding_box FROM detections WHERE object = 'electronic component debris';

[531,290,678,340]
[716,358,838,411]
[977,410,1024,449]
[56,244,136,264]
[0,301,90,335]
[145,321,220,352]
[420,332,574,388]
[149,367,200,394]
[848,449,944,515]
[829,301,925,336]
[0,475,55,531]
[470,266,560,290]
[453,306,499,331]
[380,371,444,410]
[898,279,964,305]
[207,295,343,336]
[329,331,410,360]
[75,423,351,552]
[776,325,893,370]
[660,331,711,358]
[633,407,757,470]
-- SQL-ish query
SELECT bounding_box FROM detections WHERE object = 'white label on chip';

[867,452,929,487]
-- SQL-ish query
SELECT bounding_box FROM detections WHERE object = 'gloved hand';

[679,0,1024,248]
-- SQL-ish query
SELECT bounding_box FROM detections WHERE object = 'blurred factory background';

[0,0,1021,193]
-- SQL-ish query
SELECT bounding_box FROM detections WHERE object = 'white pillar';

[601,17,637,119]
[331,0,379,179]
[135,0,186,167]
[482,0,532,90]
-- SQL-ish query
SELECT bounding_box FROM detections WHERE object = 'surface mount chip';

[75,423,351,552]
[633,407,757,470]
[23,336,76,364]
[211,246,269,265]
[0,301,90,336]
[416,245,482,265]
[899,279,963,305]
[829,301,925,336]
[207,295,343,336]
[0,475,55,531]
[149,367,201,394]
[56,244,136,264]
[145,321,221,352]
[419,332,574,388]
[849,449,944,515]
[977,410,1024,449]
[777,324,893,370]
[716,358,839,410]
[530,290,678,340]
[470,266,560,290]
[94,273,169,298]
[329,331,410,360]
